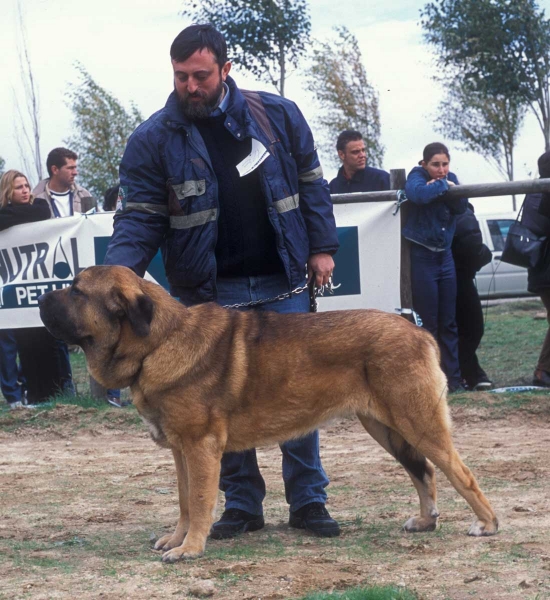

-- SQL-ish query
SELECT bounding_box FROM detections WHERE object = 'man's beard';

[177,79,224,120]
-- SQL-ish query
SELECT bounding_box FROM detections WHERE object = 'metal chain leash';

[222,276,341,311]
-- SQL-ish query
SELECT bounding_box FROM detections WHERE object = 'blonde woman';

[0,170,51,408]
[0,170,50,229]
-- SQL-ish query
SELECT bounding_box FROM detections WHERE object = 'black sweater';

[194,114,282,278]
[0,198,51,231]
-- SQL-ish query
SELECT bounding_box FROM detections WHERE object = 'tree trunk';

[278,42,285,97]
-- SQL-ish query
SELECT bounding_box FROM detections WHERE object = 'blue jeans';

[410,244,461,388]
[0,330,22,404]
[212,273,329,515]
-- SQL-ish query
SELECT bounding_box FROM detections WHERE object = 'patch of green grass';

[507,543,531,560]
[0,529,157,574]
[214,570,251,588]
[4,539,77,572]
[447,390,549,416]
[207,534,287,561]
[298,585,419,600]
[479,299,546,387]
[328,485,355,496]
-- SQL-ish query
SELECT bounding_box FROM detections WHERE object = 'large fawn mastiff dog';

[38,265,498,562]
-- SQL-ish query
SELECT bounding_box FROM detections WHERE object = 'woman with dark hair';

[0,170,50,408]
[404,143,468,393]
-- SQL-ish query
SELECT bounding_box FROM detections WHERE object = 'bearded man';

[104,24,341,539]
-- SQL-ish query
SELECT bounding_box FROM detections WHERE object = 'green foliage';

[421,0,550,149]
[436,81,526,181]
[298,586,418,600]
[305,26,384,169]
[181,0,311,96]
[64,63,143,199]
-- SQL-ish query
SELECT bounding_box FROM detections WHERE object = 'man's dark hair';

[336,130,363,153]
[170,24,228,67]
[46,147,78,177]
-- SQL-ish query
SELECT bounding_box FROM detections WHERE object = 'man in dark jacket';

[104,25,340,539]
[329,130,390,194]
[522,150,550,386]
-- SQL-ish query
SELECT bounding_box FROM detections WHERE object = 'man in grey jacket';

[30,147,96,400]
[33,147,96,217]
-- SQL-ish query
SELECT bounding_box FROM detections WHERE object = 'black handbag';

[500,202,547,269]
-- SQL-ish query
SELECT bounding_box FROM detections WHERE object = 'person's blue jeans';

[211,273,329,515]
[410,244,462,389]
[0,330,22,405]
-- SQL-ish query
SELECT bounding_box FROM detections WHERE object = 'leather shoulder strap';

[241,89,277,144]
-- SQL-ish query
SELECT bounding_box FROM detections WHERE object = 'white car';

[475,213,530,299]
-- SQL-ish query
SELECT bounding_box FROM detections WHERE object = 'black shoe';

[210,508,264,540]
[289,502,340,537]
[533,369,550,387]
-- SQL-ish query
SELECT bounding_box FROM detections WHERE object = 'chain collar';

[221,276,341,311]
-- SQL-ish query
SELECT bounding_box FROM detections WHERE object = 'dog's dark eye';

[71,286,83,296]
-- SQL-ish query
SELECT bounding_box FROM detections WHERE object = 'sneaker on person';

[533,369,550,387]
[210,508,265,539]
[471,379,493,391]
[106,395,131,408]
[8,401,23,410]
[288,502,340,537]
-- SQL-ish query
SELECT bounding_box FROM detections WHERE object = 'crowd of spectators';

[3,77,550,414]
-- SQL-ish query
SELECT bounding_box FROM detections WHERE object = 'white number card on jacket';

[236,138,270,177]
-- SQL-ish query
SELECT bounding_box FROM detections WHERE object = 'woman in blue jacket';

[404,143,467,392]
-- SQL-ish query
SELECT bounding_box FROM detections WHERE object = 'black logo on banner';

[0,236,84,309]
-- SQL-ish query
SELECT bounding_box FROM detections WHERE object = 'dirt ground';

[1,397,549,600]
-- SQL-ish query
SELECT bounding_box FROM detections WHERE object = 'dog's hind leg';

[154,448,190,551]
[409,424,498,537]
[358,415,440,532]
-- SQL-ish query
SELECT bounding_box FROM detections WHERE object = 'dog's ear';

[114,285,154,337]
[126,292,154,337]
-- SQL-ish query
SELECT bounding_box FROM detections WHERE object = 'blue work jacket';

[403,166,467,250]
[104,76,338,303]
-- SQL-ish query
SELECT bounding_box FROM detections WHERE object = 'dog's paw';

[402,516,438,533]
[154,531,186,551]
[161,545,203,563]
[468,518,499,537]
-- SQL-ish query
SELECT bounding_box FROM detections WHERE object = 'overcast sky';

[2,0,550,213]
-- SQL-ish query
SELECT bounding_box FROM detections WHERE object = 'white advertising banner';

[317,201,401,313]
[0,202,401,329]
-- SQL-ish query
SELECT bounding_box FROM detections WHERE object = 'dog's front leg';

[161,435,223,563]
[155,448,189,551]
